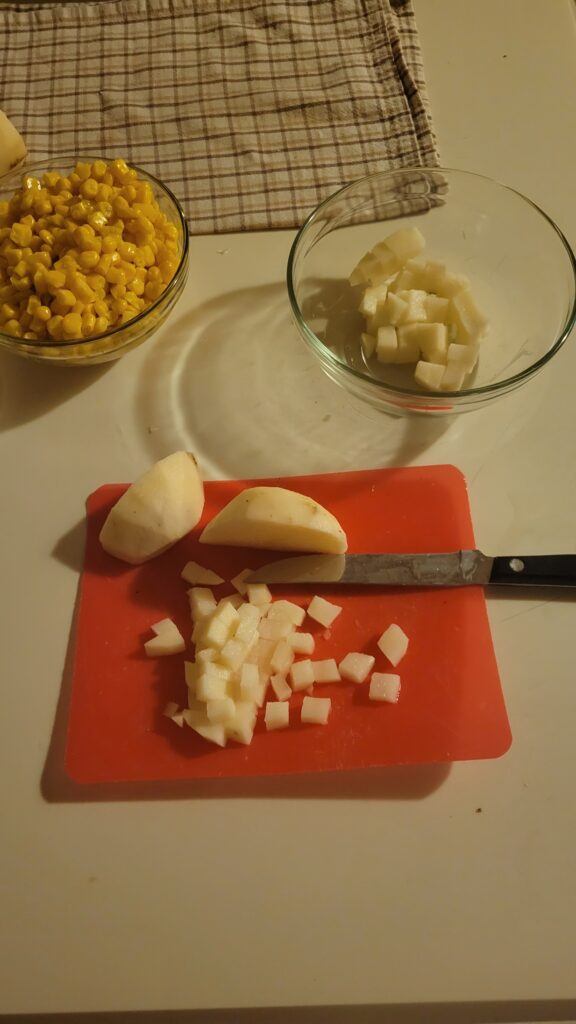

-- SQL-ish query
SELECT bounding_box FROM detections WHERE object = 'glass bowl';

[287,167,576,415]
[0,157,189,366]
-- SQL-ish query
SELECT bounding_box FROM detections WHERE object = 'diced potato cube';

[267,600,306,626]
[359,283,388,319]
[381,226,425,263]
[290,659,315,691]
[196,666,231,701]
[270,639,295,675]
[441,364,466,392]
[361,333,376,360]
[172,713,184,727]
[399,322,447,363]
[235,619,258,647]
[258,617,294,641]
[245,637,275,671]
[312,659,341,683]
[230,568,253,595]
[270,673,292,701]
[364,244,397,280]
[202,617,229,650]
[450,288,488,343]
[183,712,227,747]
[207,697,236,723]
[394,324,421,364]
[382,292,408,326]
[188,587,217,621]
[414,360,446,392]
[422,260,446,294]
[376,325,398,363]
[184,660,200,688]
[247,583,272,607]
[220,638,249,671]
[196,647,217,665]
[349,252,388,287]
[436,270,470,299]
[181,562,224,586]
[424,294,450,323]
[287,631,315,655]
[301,696,332,725]
[447,342,479,370]
[397,289,428,323]
[265,701,290,731]
[377,623,409,666]
[217,593,244,611]
[225,701,258,745]
[196,676,227,702]
[202,602,240,648]
[388,268,416,293]
[369,673,401,703]
[144,619,185,657]
[338,652,375,684]
[307,595,342,628]
[150,617,177,636]
[239,662,268,706]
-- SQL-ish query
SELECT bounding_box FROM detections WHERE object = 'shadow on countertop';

[3,996,576,1023]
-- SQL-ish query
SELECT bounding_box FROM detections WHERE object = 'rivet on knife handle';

[489,555,576,587]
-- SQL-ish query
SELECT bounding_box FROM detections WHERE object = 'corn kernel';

[111,158,131,182]
[93,299,108,317]
[80,178,99,200]
[113,195,131,219]
[70,201,90,222]
[13,259,27,277]
[106,266,126,286]
[35,305,52,322]
[88,211,109,232]
[131,277,145,296]
[62,311,83,336]
[101,234,119,254]
[44,269,67,291]
[145,280,164,301]
[23,331,39,340]
[47,314,64,338]
[3,318,21,336]
[1,303,18,321]
[68,273,95,303]
[91,161,107,181]
[26,295,41,315]
[94,315,109,334]
[12,276,32,292]
[34,196,53,217]
[10,223,32,247]
[57,288,77,309]
[42,171,61,190]
[82,311,96,334]
[86,274,106,294]
[110,282,127,300]
[102,172,114,187]
[78,250,100,270]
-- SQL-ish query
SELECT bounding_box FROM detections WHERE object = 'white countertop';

[2,1,576,1019]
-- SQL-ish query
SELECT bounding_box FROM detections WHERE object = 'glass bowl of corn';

[0,157,189,365]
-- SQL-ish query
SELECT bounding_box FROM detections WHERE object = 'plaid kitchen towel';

[0,0,439,234]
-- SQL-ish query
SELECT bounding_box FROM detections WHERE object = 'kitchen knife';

[246,551,576,588]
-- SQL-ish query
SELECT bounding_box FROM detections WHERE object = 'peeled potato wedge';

[0,111,27,177]
[199,486,347,554]
[99,451,204,564]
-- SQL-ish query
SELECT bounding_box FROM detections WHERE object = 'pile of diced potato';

[350,227,488,392]
[148,560,410,748]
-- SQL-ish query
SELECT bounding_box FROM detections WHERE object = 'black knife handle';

[490,555,576,587]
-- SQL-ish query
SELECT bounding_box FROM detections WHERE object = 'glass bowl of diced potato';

[0,157,189,365]
[287,167,576,414]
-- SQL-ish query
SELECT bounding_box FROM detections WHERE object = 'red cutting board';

[65,466,511,783]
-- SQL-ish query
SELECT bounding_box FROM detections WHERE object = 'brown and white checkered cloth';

[0,0,438,235]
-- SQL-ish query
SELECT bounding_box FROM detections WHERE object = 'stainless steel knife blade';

[246,550,494,587]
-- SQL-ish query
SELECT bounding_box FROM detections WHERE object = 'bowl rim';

[286,165,576,400]
[0,156,189,351]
